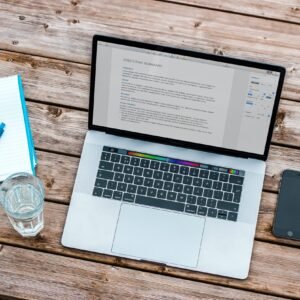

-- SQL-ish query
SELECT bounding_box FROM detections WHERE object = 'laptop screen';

[91,38,284,158]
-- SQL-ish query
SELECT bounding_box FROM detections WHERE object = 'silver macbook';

[62,35,285,279]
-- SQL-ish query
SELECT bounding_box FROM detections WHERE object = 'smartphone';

[273,169,300,240]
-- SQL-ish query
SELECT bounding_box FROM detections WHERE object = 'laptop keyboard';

[93,146,245,222]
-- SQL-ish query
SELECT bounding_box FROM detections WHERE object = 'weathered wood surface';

[1,0,300,298]
[0,201,300,298]
[164,0,300,24]
[0,0,300,100]
[0,245,286,300]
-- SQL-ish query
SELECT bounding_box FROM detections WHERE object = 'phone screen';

[273,170,300,239]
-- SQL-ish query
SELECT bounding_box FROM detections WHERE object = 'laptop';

[62,35,285,279]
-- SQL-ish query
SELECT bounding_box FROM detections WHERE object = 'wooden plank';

[0,1,299,100]
[0,245,285,300]
[163,0,300,24]
[0,50,89,109]
[0,202,299,298]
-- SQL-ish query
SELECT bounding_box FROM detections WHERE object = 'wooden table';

[0,0,300,298]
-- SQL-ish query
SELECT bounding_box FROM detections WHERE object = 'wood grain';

[0,201,299,298]
[163,0,300,24]
[0,0,299,100]
[0,245,286,300]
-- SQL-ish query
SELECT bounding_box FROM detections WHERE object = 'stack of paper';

[0,75,37,181]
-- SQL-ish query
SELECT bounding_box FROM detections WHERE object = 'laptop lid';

[89,35,285,161]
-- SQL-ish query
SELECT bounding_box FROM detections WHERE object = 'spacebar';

[135,195,185,212]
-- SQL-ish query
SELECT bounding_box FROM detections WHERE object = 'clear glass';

[0,172,45,237]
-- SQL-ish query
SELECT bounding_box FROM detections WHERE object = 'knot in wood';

[19,16,26,20]
[194,21,201,28]
[48,106,63,118]
[275,111,285,130]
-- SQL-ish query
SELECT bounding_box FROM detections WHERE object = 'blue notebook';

[0,75,37,181]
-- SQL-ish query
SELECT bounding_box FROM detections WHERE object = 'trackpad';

[112,204,205,267]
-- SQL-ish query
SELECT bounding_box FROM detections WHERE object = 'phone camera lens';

[287,231,293,237]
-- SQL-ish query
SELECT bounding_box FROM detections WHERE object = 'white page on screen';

[0,75,32,181]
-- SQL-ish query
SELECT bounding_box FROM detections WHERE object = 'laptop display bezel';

[89,34,285,161]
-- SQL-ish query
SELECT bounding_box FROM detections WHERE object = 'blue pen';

[0,122,6,138]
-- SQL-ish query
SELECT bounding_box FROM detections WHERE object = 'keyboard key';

[124,165,133,174]
[197,206,207,216]
[233,185,242,193]
[141,159,150,168]
[121,156,130,164]
[154,180,163,189]
[117,182,127,191]
[173,183,183,193]
[207,198,217,208]
[185,204,197,214]
[193,178,202,187]
[98,170,114,180]
[223,192,233,201]
[208,208,217,218]
[203,189,213,198]
[217,201,239,212]
[93,187,103,197]
[124,175,134,184]
[144,178,154,187]
[187,195,196,204]
[217,210,227,220]
[147,188,157,197]
[213,190,223,200]
[144,169,153,178]
[164,181,174,191]
[199,170,209,178]
[228,212,238,222]
[183,176,192,185]
[103,189,113,198]
[137,186,147,195]
[95,179,107,188]
[170,164,179,173]
[183,185,193,194]
[103,146,117,153]
[167,191,177,201]
[114,173,124,182]
[111,154,121,163]
[229,175,244,185]
[123,193,135,202]
[107,181,117,190]
[101,152,111,161]
[153,170,163,180]
[173,174,183,183]
[177,193,187,202]
[135,195,184,212]
[193,187,203,196]
[179,166,189,175]
[113,191,122,200]
[233,192,242,203]
[114,163,123,172]
[197,197,206,206]
[219,173,229,182]
[160,163,169,171]
[127,184,137,193]
[150,161,160,169]
[157,190,167,199]
[209,171,219,180]
[203,179,212,188]
[163,172,173,181]
[222,183,232,192]
[99,161,114,171]
[133,167,143,176]
[134,176,144,185]
[189,168,199,177]
[213,181,222,190]
[130,157,140,166]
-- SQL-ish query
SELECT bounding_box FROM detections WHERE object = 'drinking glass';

[0,172,45,237]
